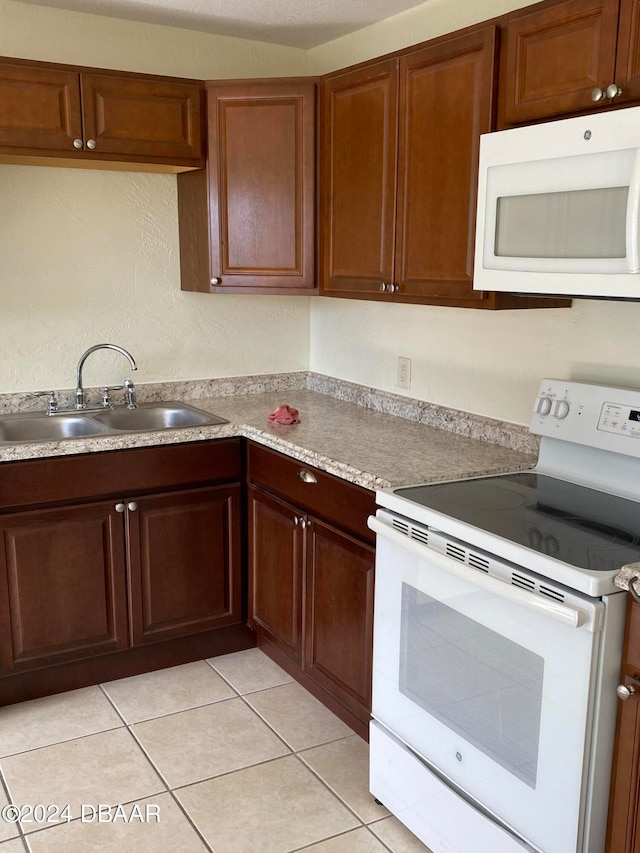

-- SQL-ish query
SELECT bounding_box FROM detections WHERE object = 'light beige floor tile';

[369,816,434,852]
[132,697,289,788]
[299,736,389,823]
[301,827,390,852]
[102,660,235,723]
[208,647,293,694]
[245,681,352,750]
[0,688,122,758]
[25,793,207,852]
[176,754,359,852]
[0,785,19,842]
[0,729,164,833]
[0,839,25,852]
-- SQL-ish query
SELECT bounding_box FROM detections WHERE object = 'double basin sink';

[0,402,228,444]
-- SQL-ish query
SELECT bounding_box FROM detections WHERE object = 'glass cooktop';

[395,471,640,573]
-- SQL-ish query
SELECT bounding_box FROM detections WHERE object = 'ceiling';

[11,0,432,48]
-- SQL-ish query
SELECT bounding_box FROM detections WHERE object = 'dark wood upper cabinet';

[320,27,543,308]
[80,73,203,162]
[0,63,83,153]
[319,60,399,296]
[178,79,316,294]
[0,56,203,168]
[500,0,640,126]
[394,31,496,302]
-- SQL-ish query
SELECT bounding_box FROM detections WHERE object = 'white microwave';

[473,106,640,299]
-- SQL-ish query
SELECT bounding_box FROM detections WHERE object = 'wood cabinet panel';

[80,73,203,161]
[0,439,241,511]
[616,0,640,101]
[178,80,316,294]
[500,0,620,124]
[395,28,496,301]
[248,486,304,665]
[320,60,398,296]
[128,485,242,645]
[0,61,82,153]
[247,442,375,544]
[0,501,128,673]
[607,599,640,851]
[0,56,204,167]
[305,519,374,719]
[247,442,375,732]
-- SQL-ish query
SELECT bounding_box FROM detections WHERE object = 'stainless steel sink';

[92,402,227,432]
[0,402,227,444]
[0,413,108,443]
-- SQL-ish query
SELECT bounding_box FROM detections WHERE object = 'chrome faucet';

[75,344,137,410]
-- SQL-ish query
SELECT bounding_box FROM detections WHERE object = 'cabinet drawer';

[0,439,241,510]
[248,443,375,544]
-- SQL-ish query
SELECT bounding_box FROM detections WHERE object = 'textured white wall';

[0,0,310,393]
[307,0,640,425]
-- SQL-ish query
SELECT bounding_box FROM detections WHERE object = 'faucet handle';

[101,385,125,408]
[31,390,58,415]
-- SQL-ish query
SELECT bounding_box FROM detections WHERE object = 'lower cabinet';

[0,500,129,672]
[607,597,640,851]
[248,443,376,736]
[0,440,248,699]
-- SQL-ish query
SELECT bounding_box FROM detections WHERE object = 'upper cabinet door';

[500,0,620,125]
[0,61,82,153]
[319,60,399,297]
[205,81,316,293]
[80,73,203,163]
[395,27,497,301]
[616,0,640,101]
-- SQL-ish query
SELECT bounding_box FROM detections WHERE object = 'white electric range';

[368,379,640,853]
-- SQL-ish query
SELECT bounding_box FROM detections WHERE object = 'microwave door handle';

[368,515,590,630]
[627,148,640,273]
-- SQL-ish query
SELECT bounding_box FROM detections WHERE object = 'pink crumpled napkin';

[268,404,300,425]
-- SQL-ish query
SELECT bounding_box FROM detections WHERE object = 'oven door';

[369,512,603,853]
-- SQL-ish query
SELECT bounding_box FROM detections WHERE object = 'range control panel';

[531,379,640,456]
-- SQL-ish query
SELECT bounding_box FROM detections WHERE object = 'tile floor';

[0,649,432,852]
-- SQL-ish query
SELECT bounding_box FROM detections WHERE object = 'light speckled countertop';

[0,383,538,491]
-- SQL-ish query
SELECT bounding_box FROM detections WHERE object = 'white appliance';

[473,106,640,299]
[369,379,640,853]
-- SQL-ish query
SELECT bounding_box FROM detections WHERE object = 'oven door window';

[400,586,544,789]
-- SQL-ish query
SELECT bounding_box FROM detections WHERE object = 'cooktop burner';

[394,472,640,573]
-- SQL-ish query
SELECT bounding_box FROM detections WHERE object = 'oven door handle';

[368,516,590,630]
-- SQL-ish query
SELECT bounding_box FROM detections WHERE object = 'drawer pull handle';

[297,469,317,484]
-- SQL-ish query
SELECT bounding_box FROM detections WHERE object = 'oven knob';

[553,399,570,419]
[534,396,553,416]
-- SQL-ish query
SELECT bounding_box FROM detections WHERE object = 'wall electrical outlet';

[398,356,411,390]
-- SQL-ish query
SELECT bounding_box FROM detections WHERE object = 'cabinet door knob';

[606,83,622,99]
[617,684,637,701]
[591,87,605,102]
[115,502,126,513]
[210,277,221,286]
[86,139,97,150]
[127,502,138,512]
[300,517,311,530]
[73,138,84,149]
[297,469,317,484]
